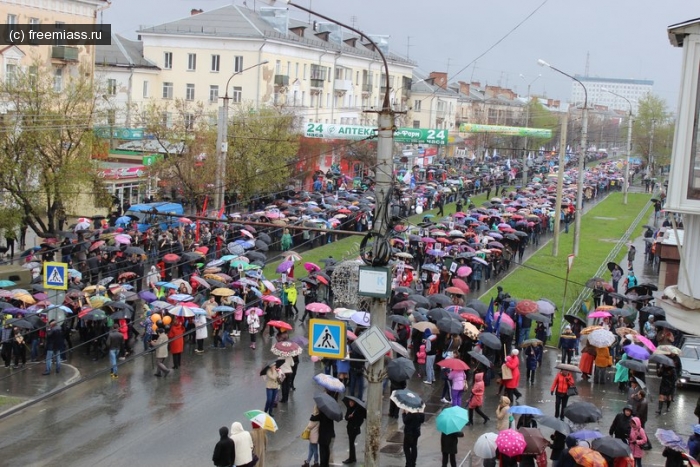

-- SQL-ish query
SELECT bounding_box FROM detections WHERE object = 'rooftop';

[95,34,158,69]
[573,75,654,86]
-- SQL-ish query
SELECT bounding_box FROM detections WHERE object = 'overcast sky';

[105,0,697,111]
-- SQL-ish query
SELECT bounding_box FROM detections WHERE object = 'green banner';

[304,123,448,145]
[94,127,145,140]
[142,154,163,166]
[459,123,552,138]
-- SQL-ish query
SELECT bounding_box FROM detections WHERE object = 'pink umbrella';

[588,310,612,319]
[635,334,657,352]
[494,312,515,328]
[347,330,358,340]
[114,234,132,245]
[305,302,331,313]
[240,229,255,239]
[246,307,264,316]
[262,295,281,304]
[304,262,321,273]
[178,217,193,224]
[495,429,527,457]
[262,280,276,292]
[451,278,470,294]
[456,266,472,278]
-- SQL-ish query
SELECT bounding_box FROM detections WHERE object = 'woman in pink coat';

[448,369,466,407]
[629,416,648,466]
[503,349,522,404]
[467,372,490,425]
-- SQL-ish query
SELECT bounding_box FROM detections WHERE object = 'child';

[496,396,511,431]
[440,431,464,467]
[416,344,427,379]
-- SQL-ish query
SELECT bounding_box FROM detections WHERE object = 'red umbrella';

[383,329,397,341]
[445,286,464,295]
[163,253,180,263]
[89,240,105,252]
[461,313,485,326]
[267,320,292,330]
[347,330,358,340]
[515,299,539,315]
[451,278,470,294]
[271,340,302,357]
[495,429,527,457]
[315,275,329,285]
[437,358,470,371]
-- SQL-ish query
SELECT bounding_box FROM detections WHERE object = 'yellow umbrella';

[13,293,35,304]
[581,325,603,335]
[88,295,108,307]
[83,285,106,295]
[205,274,224,282]
[244,410,278,432]
[211,288,234,297]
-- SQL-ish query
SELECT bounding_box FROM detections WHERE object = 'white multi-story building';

[571,75,653,114]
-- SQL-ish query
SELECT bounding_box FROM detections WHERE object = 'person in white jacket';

[194,314,208,353]
[230,421,255,467]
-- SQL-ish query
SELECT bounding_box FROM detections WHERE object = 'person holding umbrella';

[440,429,465,467]
[402,409,425,467]
[301,406,321,467]
[342,397,366,464]
[311,400,337,467]
[550,368,576,420]
[656,364,677,415]
[263,361,282,416]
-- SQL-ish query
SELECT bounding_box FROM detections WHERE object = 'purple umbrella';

[570,430,604,440]
[421,237,436,244]
[427,249,446,257]
[623,344,650,360]
[138,290,157,303]
[276,260,294,274]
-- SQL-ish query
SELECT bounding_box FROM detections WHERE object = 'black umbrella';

[386,357,416,382]
[103,301,133,312]
[637,283,658,291]
[555,363,582,373]
[591,436,631,458]
[313,392,343,421]
[427,308,450,321]
[245,251,266,262]
[564,314,585,325]
[619,359,647,373]
[411,311,427,322]
[394,286,413,295]
[389,389,425,413]
[108,309,130,320]
[255,240,269,252]
[390,315,411,326]
[649,353,674,367]
[408,294,431,308]
[23,313,44,327]
[498,322,514,336]
[182,252,203,262]
[257,233,272,244]
[342,395,366,410]
[654,320,677,330]
[259,359,286,376]
[468,350,492,367]
[465,299,488,316]
[607,262,620,272]
[437,318,463,334]
[428,294,452,308]
[585,277,608,288]
[563,401,603,424]
[206,279,228,289]
[608,308,634,317]
[125,246,146,255]
[478,332,501,350]
[392,301,415,311]
[7,318,34,329]
[536,415,571,434]
[528,312,549,324]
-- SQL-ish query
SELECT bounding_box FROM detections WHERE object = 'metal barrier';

[563,201,652,321]
[458,449,473,467]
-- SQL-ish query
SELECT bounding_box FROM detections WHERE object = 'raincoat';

[468,372,485,408]
[229,422,254,466]
[614,353,630,383]
[628,417,647,459]
[503,354,520,389]
[496,396,511,431]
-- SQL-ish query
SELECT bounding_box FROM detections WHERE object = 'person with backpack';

[625,271,638,294]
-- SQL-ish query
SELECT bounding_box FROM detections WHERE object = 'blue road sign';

[308,319,346,359]
[43,261,68,290]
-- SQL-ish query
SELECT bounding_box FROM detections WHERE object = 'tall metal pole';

[573,105,588,257]
[552,113,568,256]
[649,119,656,179]
[522,84,530,187]
[624,111,632,204]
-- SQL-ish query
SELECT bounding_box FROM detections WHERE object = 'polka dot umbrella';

[495,428,527,457]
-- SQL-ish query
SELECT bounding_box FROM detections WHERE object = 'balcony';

[52,45,79,62]
[334,79,352,92]
[274,74,289,86]
[362,83,372,94]
[310,78,324,89]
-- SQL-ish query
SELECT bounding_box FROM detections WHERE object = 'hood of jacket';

[419,345,426,352]
[474,372,484,383]
[499,396,510,407]
[230,422,245,436]
[219,426,229,439]
[630,416,641,429]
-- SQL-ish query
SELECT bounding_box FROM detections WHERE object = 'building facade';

[571,75,653,114]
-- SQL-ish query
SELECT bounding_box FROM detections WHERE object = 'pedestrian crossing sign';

[43,262,68,290]
[309,319,346,359]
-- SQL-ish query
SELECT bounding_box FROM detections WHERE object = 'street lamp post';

[538,59,588,257]
[602,87,633,204]
[214,60,269,212]
[519,73,541,186]
[282,2,394,466]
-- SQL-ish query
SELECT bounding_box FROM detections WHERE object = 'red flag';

[196,196,208,242]
[217,201,225,221]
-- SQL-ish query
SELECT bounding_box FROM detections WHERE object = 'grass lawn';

[262,190,493,278]
[479,192,653,339]
[0,395,23,411]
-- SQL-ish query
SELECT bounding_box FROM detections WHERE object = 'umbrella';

[624,344,650,360]
[615,327,638,338]
[437,318,463,334]
[259,359,286,376]
[520,338,543,349]
[536,299,556,315]
[276,260,294,273]
[509,405,543,415]
[428,308,451,321]
[555,363,582,373]
[162,253,180,263]
[591,436,631,458]
[495,429,527,457]
[168,305,199,317]
[634,334,656,352]
[350,311,371,327]
[390,341,410,358]
[568,446,607,467]
[479,332,501,350]
[437,358,469,371]
[474,432,498,459]
[124,246,146,255]
[581,325,603,335]
[313,392,343,421]
[619,359,647,373]
[445,286,465,296]
[466,299,488,316]
[408,294,431,308]
[390,315,411,326]
[451,278,470,294]
[7,318,34,329]
[536,415,571,434]
[468,350,492,367]
[271,341,302,357]
[515,300,539,315]
[428,294,452,307]
[244,409,278,432]
[456,266,472,278]
[267,320,293,331]
[84,309,108,321]
[211,288,234,297]
[390,389,425,413]
[342,396,366,411]
[462,322,480,340]
[587,329,616,348]
[436,406,470,435]
[138,291,157,303]
[306,302,331,314]
[654,320,677,330]
[654,345,681,356]
[412,321,438,334]
[518,427,549,455]
[386,357,416,382]
[649,353,674,367]
[571,430,605,440]
[564,402,603,424]
[564,314,585,325]
[655,428,688,452]
[313,373,346,393]
[304,262,321,273]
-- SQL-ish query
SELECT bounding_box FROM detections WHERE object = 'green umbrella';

[436,406,469,434]
[231,259,248,269]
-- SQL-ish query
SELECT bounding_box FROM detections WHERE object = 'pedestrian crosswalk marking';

[47,267,64,286]
[313,326,339,350]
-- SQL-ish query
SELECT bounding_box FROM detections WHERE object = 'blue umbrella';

[156,281,177,289]
[313,373,346,393]
[20,246,41,257]
[170,293,194,302]
[67,269,82,280]
[138,291,157,303]
[570,430,604,440]
[436,406,470,434]
[508,405,544,416]
[0,280,16,288]
[213,305,235,312]
[116,216,132,225]
[422,264,440,273]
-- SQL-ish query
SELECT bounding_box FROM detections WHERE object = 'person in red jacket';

[466,372,490,425]
[550,369,575,420]
[168,318,186,369]
[503,349,522,403]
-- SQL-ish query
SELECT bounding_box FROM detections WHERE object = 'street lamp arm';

[224,60,269,99]
[286,1,391,110]
[538,59,587,109]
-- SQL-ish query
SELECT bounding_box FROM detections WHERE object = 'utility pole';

[649,119,656,178]
[520,74,541,187]
[552,113,568,256]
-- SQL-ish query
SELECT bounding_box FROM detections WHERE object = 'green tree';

[225,106,299,201]
[633,94,674,173]
[0,63,109,236]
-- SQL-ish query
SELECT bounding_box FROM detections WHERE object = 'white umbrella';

[588,328,616,348]
[474,432,498,459]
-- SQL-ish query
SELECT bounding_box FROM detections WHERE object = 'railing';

[563,199,651,322]
[458,450,473,467]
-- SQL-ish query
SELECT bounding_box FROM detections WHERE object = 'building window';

[161,112,172,128]
[209,85,219,103]
[162,82,173,99]
[275,60,281,74]
[107,109,116,126]
[310,64,326,80]
[232,86,242,103]
[211,54,220,72]
[5,62,17,85]
[303,64,307,80]
[107,78,117,95]
[413,120,420,128]
[414,100,421,111]
[7,14,16,25]
[295,62,299,78]
[186,83,195,101]
[142,80,149,98]
[234,56,243,73]
[164,52,172,69]
[302,91,306,106]
[184,113,195,130]
[53,67,63,92]
[187,53,197,71]
[28,18,39,45]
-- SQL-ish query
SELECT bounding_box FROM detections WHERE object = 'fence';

[458,450,473,467]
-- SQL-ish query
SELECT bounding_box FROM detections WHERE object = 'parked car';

[679,336,700,386]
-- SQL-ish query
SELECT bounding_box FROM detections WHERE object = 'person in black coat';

[388,378,407,418]
[212,426,235,467]
[311,410,336,467]
[402,411,425,467]
[440,431,464,467]
[343,399,366,464]
[608,405,633,440]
